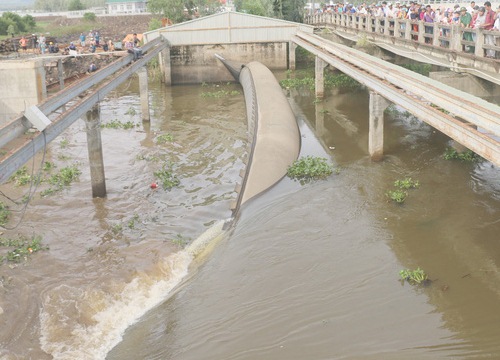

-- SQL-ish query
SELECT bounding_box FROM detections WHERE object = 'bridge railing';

[305,13,500,59]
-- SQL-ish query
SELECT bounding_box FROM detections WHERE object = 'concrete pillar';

[0,59,46,125]
[85,105,107,198]
[159,47,171,85]
[315,56,328,98]
[57,59,64,90]
[137,67,150,121]
[289,42,297,70]
[474,29,485,57]
[368,92,390,161]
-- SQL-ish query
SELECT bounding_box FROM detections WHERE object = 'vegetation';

[127,214,140,229]
[154,163,180,190]
[443,147,481,162]
[83,12,96,22]
[69,0,85,10]
[10,166,34,186]
[41,164,81,197]
[0,202,10,227]
[156,133,174,144]
[201,89,241,98]
[0,12,36,36]
[394,178,419,190]
[171,233,190,247]
[101,119,138,129]
[34,0,103,12]
[386,189,407,204]
[279,70,361,92]
[400,268,429,285]
[399,63,432,77]
[146,0,305,24]
[287,156,336,184]
[0,235,49,264]
[387,177,420,204]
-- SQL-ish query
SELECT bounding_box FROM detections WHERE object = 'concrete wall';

[0,60,46,126]
[170,42,288,84]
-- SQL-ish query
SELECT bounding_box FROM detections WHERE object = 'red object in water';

[150,182,158,189]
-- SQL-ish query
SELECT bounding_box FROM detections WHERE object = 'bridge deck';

[0,37,168,184]
[293,31,500,166]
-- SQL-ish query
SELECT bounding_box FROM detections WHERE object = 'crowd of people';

[17,29,140,57]
[312,1,500,57]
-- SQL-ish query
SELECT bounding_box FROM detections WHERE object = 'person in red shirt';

[482,1,496,57]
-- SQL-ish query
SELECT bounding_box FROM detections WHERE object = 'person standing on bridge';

[80,32,86,47]
[460,7,474,52]
[482,2,496,58]
[423,5,435,44]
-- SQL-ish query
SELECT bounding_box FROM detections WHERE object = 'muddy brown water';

[1,73,499,359]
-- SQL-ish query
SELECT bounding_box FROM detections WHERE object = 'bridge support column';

[137,67,150,121]
[289,42,297,70]
[85,105,107,198]
[368,92,390,161]
[315,56,328,98]
[159,47,171,85]
[57,59,64,90]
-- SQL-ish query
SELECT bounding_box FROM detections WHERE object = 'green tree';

[68,0,85,10]
[7,24,16,35]
[148,0,190,23]
[234,0,273,16]
[22,15,36,31]
[281,0,305,22]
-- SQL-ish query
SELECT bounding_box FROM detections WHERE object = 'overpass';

[305,12,500,85]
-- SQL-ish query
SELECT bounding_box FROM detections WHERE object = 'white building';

[106,0,147,14]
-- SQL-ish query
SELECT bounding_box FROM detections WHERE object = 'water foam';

[40,220,228,360]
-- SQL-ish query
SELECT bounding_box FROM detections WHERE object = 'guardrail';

[305,13,500,59]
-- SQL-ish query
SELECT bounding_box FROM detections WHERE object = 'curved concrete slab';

[237,61,300,207]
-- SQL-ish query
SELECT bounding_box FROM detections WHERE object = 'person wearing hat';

[460,6,474,52]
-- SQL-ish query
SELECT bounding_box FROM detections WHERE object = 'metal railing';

[305,13,500,59]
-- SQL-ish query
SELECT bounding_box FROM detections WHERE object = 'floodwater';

[1,71,499,360]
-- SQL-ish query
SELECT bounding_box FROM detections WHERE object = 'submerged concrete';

[237,61,301,207]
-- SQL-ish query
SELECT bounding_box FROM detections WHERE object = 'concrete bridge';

[304,12,500,85]
[0,11,499,202]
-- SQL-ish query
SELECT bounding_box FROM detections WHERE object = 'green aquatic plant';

[127,214,140,229]
[41,164,81,197]
[101,119,138,130]
[60,138,69,148]
[443,147,481,162]
[156,133,174,144]
[386,189,407,203]
[394,178,420,190]
[154,163,180,190]
[125,107,137,116]
[400,268,428,285]
[200,89,240,98]
[287,156,335,184]
[171,233,190,247]
[0,235,48,264]
[10,166,33,186]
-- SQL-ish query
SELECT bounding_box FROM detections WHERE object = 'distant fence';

[305,12,500,59]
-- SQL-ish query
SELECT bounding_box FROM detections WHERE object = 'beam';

[292,34,500,166]
[0,41,167,184]
[0,37,166,150]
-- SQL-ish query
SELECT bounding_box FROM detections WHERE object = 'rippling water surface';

[1,73,499,360]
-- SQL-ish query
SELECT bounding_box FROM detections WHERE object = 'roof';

[143,11,314,46]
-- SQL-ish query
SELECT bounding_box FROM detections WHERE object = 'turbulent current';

[1,73,499,359]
